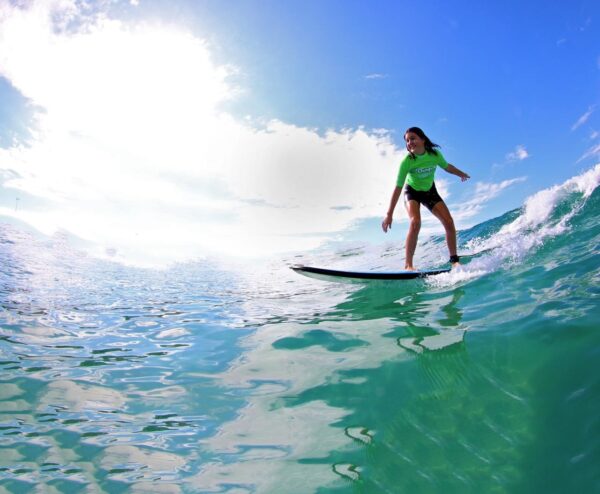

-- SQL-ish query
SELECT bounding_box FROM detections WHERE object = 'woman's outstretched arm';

[444,164,470,181]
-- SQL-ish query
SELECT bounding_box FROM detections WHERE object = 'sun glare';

[0,1,400,266]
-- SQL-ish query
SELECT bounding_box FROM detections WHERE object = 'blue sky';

[0,0,598,264]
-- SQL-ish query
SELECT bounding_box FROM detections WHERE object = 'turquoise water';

[1,166,599,493]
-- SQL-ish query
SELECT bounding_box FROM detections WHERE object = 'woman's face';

[405,132,426,155]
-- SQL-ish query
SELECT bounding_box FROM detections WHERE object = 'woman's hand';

[382,214,393,233]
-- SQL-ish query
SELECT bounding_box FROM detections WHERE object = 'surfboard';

[291,265,450,283]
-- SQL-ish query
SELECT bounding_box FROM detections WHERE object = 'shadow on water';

[279,282,497,494]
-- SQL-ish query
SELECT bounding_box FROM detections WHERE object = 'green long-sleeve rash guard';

[396,150,449,191]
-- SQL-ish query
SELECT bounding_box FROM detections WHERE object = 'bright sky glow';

[0,0,599,265]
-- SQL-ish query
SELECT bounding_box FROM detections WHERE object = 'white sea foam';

[499,163,600,236]
[429,164,600,287]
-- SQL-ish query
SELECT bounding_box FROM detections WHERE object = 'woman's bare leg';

[431,201,458,263]
[404,200,421,270]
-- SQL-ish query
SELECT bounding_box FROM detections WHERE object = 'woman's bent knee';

[409,218,421,231]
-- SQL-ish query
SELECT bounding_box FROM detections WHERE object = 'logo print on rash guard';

[414,166,435,176]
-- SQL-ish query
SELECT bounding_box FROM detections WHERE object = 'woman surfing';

[382,127,470,270]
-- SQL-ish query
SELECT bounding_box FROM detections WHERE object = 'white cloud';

[579,17,592,32]
[473,177,527,202]
[0,1,402,265]
[364,73,387,80]
[577,142,600,163]
[452,177,527,221]
[572,105,596,131]
[505,145,530,162]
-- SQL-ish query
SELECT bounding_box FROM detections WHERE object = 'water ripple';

[1,195,599,493]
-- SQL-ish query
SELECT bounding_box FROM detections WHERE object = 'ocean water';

[1,165,599,493]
